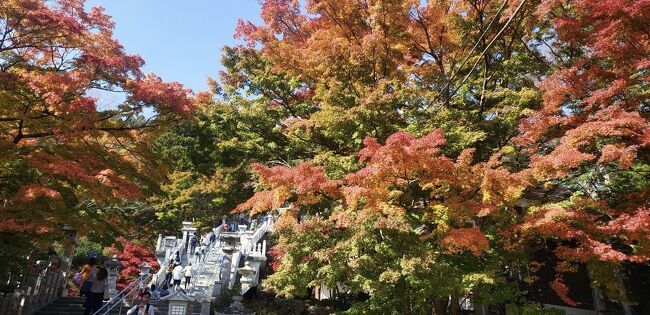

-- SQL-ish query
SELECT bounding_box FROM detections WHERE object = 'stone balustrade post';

[156,234,163,253]
[59,226,77,297]
[228,252,241,289]
[181,221,193,249]
[220,257,231,289]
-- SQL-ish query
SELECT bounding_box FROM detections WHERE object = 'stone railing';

[240,218,273,256]
[250,221,268,244]
[213,224,224,239]
[151,218,275,314]
[151,234,189,295]
[245,240,267,257]
[0,261,66,315]
[93,272,152,315]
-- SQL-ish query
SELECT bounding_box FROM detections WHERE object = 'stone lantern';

[220,233,240,250]
[60,225,77,273]
[160,289,195,315]
[140,262,152,277]
[237,261,257,294]
[104,256,124,298]
[221,245,236,256]
[215,261,259,315]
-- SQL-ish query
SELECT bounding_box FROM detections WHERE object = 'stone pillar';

[59,226,77,297]
[200,298,212,315]
[156,234,164,253]
[220,257,231,289]
[105,256,123,299]
[228,251,241,289]
[163,236,178,262]
[60,226,77,273]
[186,227,197,253]
[212,280,224,300]
[181,221,193,254]
[239,235,250,256]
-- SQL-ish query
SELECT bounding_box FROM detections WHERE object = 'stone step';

[35,297,203,315]
[36,306,200,315]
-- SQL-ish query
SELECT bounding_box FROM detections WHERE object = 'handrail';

[92,273,151,315]
[152,238,186,292]
[143,221,273,300]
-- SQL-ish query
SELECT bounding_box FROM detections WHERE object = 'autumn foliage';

[0,0,194,260]
[0,0,195,280]
[232,0,650,312]
[1,0,648,313]
[109,237,160,290]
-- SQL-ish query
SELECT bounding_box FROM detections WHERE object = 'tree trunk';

[449,292,460,315]
[614,268,633,315]
[402,302,411,315]
[432,297,447,315]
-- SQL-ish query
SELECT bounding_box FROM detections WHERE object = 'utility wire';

[431,0,509,107]
[434,0,528,107]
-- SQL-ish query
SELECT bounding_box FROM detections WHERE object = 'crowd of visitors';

[70,220,266,314]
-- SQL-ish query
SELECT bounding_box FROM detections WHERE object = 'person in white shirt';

[183,263,194,289]
[172,264,184,290]
[126,291,155,315]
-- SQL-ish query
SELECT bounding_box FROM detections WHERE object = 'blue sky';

[86,0,263,92]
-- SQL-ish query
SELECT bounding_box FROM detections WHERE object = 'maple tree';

[237,131,530,313]
[233,0,546,159]
[0,0,193,278]
[232,0,650,312]
[0,0,646,312]
[150,78,313,230]
[108,237,160,290]
[509,0,650,307]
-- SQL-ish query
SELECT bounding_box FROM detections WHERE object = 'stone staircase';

[186,242,226,300]
[34,296,202,315]
[36,217,274,315]
[164,219,273,303]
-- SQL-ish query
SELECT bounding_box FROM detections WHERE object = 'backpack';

[96,267,108,281]
[72,272,82,285]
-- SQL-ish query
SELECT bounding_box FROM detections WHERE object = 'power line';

[444,0,527,105]
[433,0,528,108]
[431,0,509,106]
